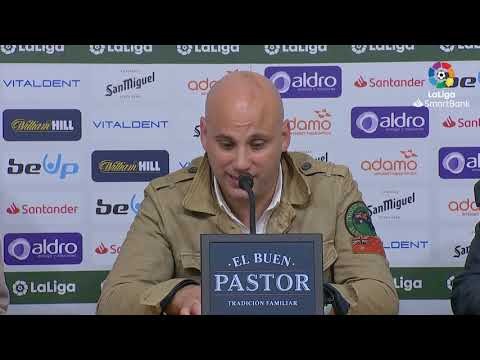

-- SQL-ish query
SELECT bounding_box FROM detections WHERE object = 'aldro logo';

[89,45,152,55]
[177,45,240,56]
[361,149,418,176]
[0,45,64,55]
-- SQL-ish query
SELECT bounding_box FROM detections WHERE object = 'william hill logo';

[361,149,418,176]
[91,150,169,182]
[3,109,82,141]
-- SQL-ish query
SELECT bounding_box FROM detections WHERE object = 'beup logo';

[96,194,141,215]
[3,109,82,141]
[442,115,480,129]
[264,45,327,56]
[265,66,342,98]
[187,70,238,95]
[351,106,429,138]
[92,150,169,182]
[4,233,82,265]
[285,109,332,136]
[0,45,64,55]
[89,45,152,55]
[176,45,240,56]
[361,149,418,176]
[448,198,479,217]
[6,201,78,216]
[440,45,480,53]
[12,279,76,296]
[439,147,480,179]
[7,153,79,180]
[105,71,155,97]
[95,242,121,255]
[6,203,20,214]
[351,45,414,54]
[354,75,425,88]
[394,276,423,292]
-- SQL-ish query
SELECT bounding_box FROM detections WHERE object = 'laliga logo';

[352,45,367,54]
[90,45,105,55]
[12,280,28,296]
[177,45,193,56]
[1,45,16,55]
[442,152,465,175]
[428,61,455,88]
[447,275,455,291]
[265,45,281,55]
[440,45,455,53]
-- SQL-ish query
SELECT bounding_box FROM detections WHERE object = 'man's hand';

[164,285,201,315]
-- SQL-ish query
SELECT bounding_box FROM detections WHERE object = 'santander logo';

[95,243,109,255]
[6,203,20,215]
[443,116,456,128]
[354,76,368,88]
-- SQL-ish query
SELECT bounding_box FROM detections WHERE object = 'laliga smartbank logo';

[285,109,332,136]
[351,45,415,54]
[176,45,240,56]
[89,45,152,55]
[439,147,480,179]
[264,45,327,55]
[0,45,64,55]
[361,149,418,176]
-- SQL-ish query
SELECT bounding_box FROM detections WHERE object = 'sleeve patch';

[345,201,377,237]
[352,236,385,257]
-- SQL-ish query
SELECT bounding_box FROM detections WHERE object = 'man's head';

[200,70,290,207]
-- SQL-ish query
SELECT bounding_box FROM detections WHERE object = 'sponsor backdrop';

[1,44,479,315]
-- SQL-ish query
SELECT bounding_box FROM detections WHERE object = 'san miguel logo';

[91,150,169,182]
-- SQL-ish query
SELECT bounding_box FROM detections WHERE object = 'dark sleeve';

[451,222,480,314]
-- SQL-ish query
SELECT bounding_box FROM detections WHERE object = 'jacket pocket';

[323,241,338,271]
[180,251,201,272]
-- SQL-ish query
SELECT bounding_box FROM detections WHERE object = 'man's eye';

[220,142,233,149]
[251,141,265,149]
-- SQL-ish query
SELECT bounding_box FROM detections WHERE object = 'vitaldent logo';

[4,233,82,265]
[351,45,414,54]
[12,280,76,296]
[351,106,429,138]
[265,66,341,98]
[89,45,152,55]
[187,70,238,95]
[447,198,479,217]
[285,109,332,136]
[264,45,327,55]
[2,79,80,88]
[442,115,480,129]
[0,45,64,55]
[367,191,416,220]
[3,109,81,141]
[361,149,418,176]
[354,75,425,88]
[176,45,240,56]
[92,120,168,130]
[439,147,480,179]
[105,71,155,97]
[440,45,480,53]
[6,201,79,216]
[384,240,429,250]
[91,150,169,182]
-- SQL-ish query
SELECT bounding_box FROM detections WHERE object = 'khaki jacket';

[97,152,399,315]
[0,259,9,314]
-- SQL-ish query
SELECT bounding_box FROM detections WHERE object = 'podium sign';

[201,234,323,315]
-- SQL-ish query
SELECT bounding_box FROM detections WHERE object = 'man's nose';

[233,148,251,173]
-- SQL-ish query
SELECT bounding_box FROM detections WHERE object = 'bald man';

[97,71,398,315]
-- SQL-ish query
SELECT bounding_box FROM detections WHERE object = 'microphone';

[475,180,480,207]
[238,174,256,234]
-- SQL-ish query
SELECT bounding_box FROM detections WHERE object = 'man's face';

[200,97,290,205]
